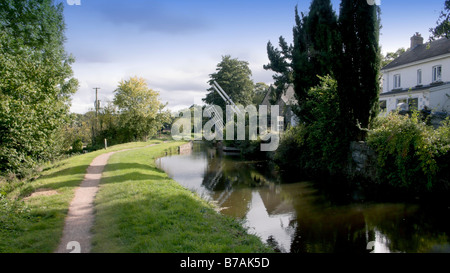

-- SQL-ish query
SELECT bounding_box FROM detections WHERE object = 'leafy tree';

[381,48,406,68]
[62,112,94,151]
[336,0,381,140]
[275,76,347,175]
[113,77,170,142]
[430,0,450,40]
[0,0,78,175]
[204,55,254,110]
[253,82,269,105]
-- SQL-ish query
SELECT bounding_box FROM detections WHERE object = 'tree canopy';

[0,0,78,175]
[381,48,406,68]
[204,55,254,110]
[113,76,170,142]
[430,0,450,40]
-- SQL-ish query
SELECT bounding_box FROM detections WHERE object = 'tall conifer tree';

[336,0,381,140]
[293,0,338,122]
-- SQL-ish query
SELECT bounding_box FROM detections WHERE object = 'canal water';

[155,142,450,253]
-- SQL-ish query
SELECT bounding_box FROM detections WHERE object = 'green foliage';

[381,48,406,68]
[113,76,171,143]
[367,113,450,191]
[264,37,294,102]
[303,76,348,173]
[0,196,31,241]
[62,112,94,151]
[253,82,269,105]
[204,55,255,110]
[273,125,304,171]
[0,0,78,176]
[266,1,339,123]
[275,76,348,175]
[71,139,83,154]
[430,0,450,40]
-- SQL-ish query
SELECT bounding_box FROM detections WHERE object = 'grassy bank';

[91,143,272,253]
[0,140,271,253]
[0,140,171,253]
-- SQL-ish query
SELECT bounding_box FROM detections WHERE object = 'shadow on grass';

[35,163,166,191]
[92,187,272,253]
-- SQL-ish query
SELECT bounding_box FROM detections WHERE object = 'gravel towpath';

[55,144,160,253]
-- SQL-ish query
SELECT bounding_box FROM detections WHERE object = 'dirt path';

[55,144,160,253]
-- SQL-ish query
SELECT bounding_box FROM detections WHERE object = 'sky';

[60,0,447,114]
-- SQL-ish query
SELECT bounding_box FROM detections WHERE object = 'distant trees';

[0,0,78,175]
[253,82,270,105]
[62,77,171,150]
[113,77,171,142]
[381,48,406,68]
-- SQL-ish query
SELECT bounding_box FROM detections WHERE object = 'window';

[379,100,387,112]
[277,116,284,132]
[396,98,418,111]
[417,69,422,85]
[394,74,401,89]
[432,65,442,82]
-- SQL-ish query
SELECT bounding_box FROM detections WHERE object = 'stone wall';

[178,141,193,155]
[347,141,378,181]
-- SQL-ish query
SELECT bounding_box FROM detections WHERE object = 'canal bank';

[91,141,273,253]
[0,141,272,253]
[156,142,450,253]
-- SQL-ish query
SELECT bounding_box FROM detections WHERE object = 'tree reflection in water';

[156,142,450,253]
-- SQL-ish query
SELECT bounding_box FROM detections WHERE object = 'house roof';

[382,38,450,71]
[280,85,297,105]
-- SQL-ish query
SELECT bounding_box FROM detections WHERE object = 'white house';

[380,33,450,114]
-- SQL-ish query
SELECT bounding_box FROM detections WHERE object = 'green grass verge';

[92,143,272,253]
[0,140,166,253]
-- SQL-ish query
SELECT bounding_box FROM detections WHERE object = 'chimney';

[410,32,423,49]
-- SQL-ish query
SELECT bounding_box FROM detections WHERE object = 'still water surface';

[156,142,450,253]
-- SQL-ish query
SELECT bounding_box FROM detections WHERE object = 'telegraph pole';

[94,87,100,118]
[93,87,100,145]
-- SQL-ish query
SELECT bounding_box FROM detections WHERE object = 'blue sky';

[61,0,446,113]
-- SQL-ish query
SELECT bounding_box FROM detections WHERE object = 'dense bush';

[367,113,450,192]
[274,76,350,176]
[273,125,304,171]
[71,139,83,154]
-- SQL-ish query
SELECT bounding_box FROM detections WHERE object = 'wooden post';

[104,139,107,150]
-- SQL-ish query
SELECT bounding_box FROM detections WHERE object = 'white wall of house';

[429,85,450,112]
[379,86,450,115]
[382,54,450,93]
[380,91,429,114]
